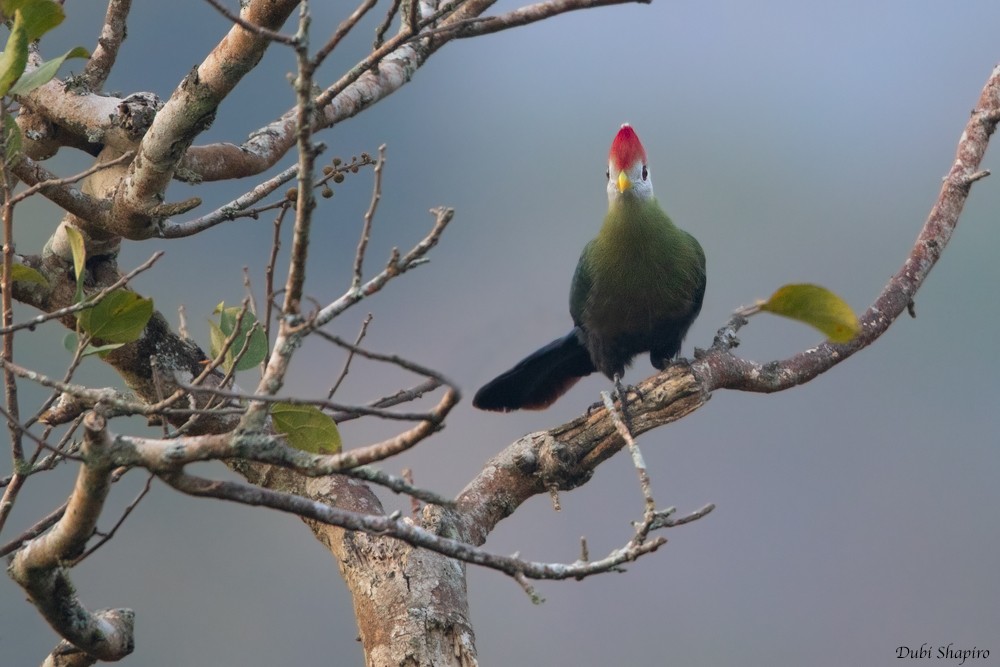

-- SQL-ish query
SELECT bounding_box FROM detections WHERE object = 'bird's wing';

[569,239,596,327]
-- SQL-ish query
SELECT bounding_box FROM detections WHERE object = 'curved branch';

[159,467,695,581]
[108,0,300,238]
[454,63,1000,548]
[7,413,135,663]
[694,65,1000,393]
[81,0,133,91]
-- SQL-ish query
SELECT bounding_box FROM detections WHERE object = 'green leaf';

[0,0,66,96]
[9,46,89,96]
[63,332,124,358]
[3,112,21,165]
[271,403,341,454]
[0,14,30,97]
[63,224,85,285]
[4,0,65,40]
[9,263,48,286]
[81,342,125,358]
[759,283,859,343]
[207,319,226,364]
[77,289,153,344]
[212,304,267,372]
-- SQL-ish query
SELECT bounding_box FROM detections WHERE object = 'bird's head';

[607,123,653,205]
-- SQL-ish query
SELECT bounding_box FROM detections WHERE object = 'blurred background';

[2,1,999,665]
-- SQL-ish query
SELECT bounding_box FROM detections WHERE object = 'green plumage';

[571,196,706,378]
[473,124,706,412]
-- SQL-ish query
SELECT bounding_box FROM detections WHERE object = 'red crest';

[609,123,647,171]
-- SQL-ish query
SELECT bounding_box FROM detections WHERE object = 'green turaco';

[474,124,706,412]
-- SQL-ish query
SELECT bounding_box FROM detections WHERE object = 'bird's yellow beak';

[617,170,631,193]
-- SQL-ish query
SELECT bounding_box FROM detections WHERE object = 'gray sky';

[2,2,999,665]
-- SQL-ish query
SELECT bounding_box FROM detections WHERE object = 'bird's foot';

[612,375,643,403]
[612,374,636,432]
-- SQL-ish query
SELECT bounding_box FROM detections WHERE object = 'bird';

[473,123,706,412]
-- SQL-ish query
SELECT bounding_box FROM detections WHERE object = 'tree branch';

[693,64,1000,393]
[453,63,1000,550]
[7,413,135,663]
[158,466,700,581]
[108,0,300,239]
[81,0,133,91]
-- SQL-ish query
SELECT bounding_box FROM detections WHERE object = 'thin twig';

[177,381,443,422]
[1,120,23,532]
[201,0,296,44]
[331,377,442,423]
[312,0,379,68]
[0,251,164,335]
[374,0,403,48]
[9,151,135,206]
[0,499,67,558]
[242,267,258,317]
[328,313,373,398]
[2,358,158,418]
[263,205,289,367]
[348,465,454,508]
[352,144,386,292]
[401,467,422,515]
[28,330,93,429]
[601,389,655,518]
[71,472,154,564]
[161,160,301,238]
[161,468,675,582]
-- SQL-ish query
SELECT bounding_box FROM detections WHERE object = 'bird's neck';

[590,196,692,286]
[600,196,678,245]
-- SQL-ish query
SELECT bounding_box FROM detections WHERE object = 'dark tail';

[473,330,596,411]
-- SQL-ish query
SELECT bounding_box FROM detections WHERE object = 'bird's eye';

[605,169,610,181]
[641,166,648,181]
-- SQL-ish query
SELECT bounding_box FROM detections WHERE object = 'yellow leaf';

[9,263,48,286]
[64,224,85,284]
[271,403,341,454]
[760,283,859,343]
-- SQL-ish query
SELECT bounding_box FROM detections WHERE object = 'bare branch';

[452,63,1000,558]
[263,206,289,366]
[159,467,690,582]
[81,0,133,91]
[201,0,296,44]
[0,251,163,335]
[240,206,452,429]
[109,0,301,239]
[316,206,453,325]
[9,151,135,207]
[313,0,380,68]
[352,144,386,291]
[8,413,135,662]
[328,313,373,398]
[71,472,154,564]
[423,0,651,41]
[349,465,455,507]
[2,359,154,417]
[0,500,66,558]
[179,377,441,422]
[160,162,299,238]
[374,0,404,48]
[602,390,656,522]
[9,155,110,227]
[330,377,443,423]
[691,63,1000,394]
